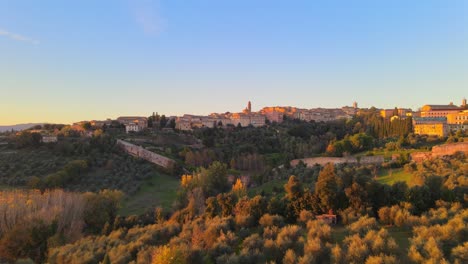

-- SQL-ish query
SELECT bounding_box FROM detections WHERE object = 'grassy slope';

[377,168,413,186]
[119,172,179,216]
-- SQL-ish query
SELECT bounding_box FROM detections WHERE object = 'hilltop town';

[64,98,468,138]
[1,98,467,264]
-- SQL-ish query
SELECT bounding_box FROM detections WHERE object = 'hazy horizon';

[1,0,467,125]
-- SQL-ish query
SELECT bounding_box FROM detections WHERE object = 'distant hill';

[0,123,43,132]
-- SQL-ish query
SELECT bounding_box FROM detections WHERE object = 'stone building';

[125,123,142,133]
[230,113,252,127]
[413,117,449,137]
[175,118,192,131]
[380,108,412,119]
[117,116,148,133]
[420,104,461,118]
[264,111,283,123]
[250,114,266,127]
[117,116,148,126]
[447,110,468,131]
[175,115,219,130]
[91,119,113,127]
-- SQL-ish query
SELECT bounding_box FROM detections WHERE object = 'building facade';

[413,117,449,137]
[447,110,468,131]
[420,104,461,118]
[117,116,148,133]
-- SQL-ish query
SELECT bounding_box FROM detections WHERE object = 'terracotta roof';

[423,105,460,110]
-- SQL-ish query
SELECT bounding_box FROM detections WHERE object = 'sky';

[0,0,467,125]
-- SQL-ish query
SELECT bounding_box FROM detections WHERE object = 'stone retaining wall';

[291,155,384,167]
[410,142,468,162]
[116,139,175,169]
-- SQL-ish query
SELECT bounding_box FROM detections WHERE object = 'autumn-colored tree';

[284,175,302,200]
[180,174,194,188]
[152,245,186,264]
[232,178,246,197]
[0,189,85,263]
[345,182,369,210]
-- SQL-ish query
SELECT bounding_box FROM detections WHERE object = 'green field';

[119,172,179,216]
[376,168,413,186]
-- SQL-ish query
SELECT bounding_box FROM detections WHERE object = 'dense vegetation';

[0,133,163,195]
[0,115,466,263]
[44,153,466,264]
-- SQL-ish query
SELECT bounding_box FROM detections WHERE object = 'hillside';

[0,123,43,132]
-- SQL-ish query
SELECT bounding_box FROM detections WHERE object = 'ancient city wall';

[360,156,385,164]
[432,142,468,157]
[291,155,384,167]
[116,139,175,169]
[410,142,468,162]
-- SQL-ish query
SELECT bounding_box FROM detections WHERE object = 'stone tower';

[353,101,358,109]
[462,98,467,108]
[248,101,252,114]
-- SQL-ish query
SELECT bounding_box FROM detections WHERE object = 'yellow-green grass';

[119,172,179,216]
[248,179,287,197]
[377,168,413,186]
[355,149,416,162]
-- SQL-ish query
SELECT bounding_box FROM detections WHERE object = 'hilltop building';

[413,117,449,137]
[91,119,113,127]
[447,110,468,131]
[413,98,468,135]
[293,108,352,122]
[380,108,412,119]
[175,102,265,130]
[117,116,148,133]
[420,103,461,118]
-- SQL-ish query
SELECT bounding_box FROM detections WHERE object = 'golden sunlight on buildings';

[413,98,467,136]
[413,117,449,137]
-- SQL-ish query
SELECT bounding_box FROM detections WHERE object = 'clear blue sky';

[1,0,467,125]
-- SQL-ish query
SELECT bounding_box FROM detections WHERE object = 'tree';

[232,179,246,197]
[315,163,339,211]
[345,182,368,210]
[83,190,123,233]
[198,162,230,196]
[168,119,176,129]
[406,186,431,215]
[284,175,303,200]
[152,245,186,264]
[82,122,92,130]
[160,115,168,128]
[15,132,41,148]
